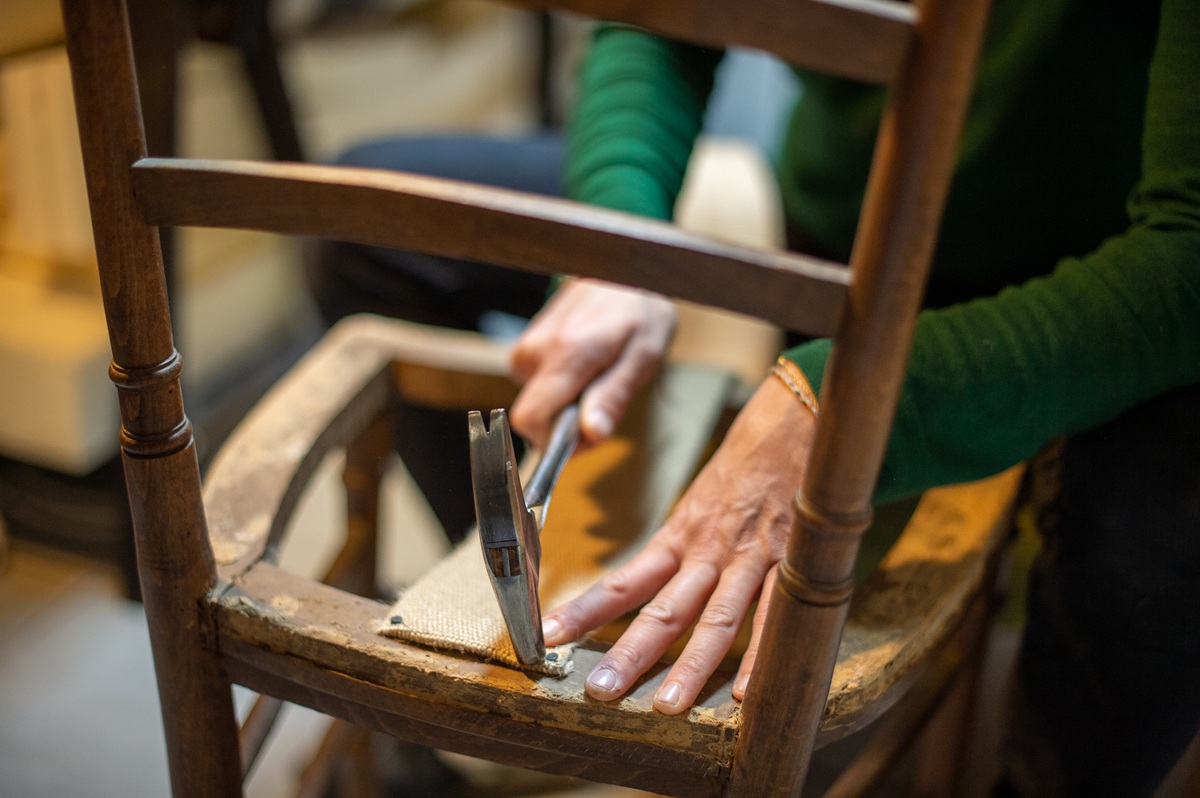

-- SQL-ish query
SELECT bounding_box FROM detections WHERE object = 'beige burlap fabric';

[379,365,733,675]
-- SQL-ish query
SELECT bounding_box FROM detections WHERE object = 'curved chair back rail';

[500,0,916,85]
[132,158,850,339]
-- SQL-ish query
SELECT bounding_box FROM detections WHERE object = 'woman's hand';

[541,376,817,713]
[509,279,677,449]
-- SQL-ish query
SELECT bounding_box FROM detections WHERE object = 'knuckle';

[507,406,543,443]
[730,538,770,564]
[513,325,550,356]
[671,653,713,682]
[589,383,631,417]
[638,598,681,630]
[508,353,535,384]
[696,602,742,634]
[546,608,576,633]
[552,340,610,379]
[625,337,663,367]
[510,332,536,357]
[556,325,610,353]
[600,568,637,599]
[507,396,530,423]
[602,645,642,673]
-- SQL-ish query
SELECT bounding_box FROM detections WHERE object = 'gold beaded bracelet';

[770,356,819,417]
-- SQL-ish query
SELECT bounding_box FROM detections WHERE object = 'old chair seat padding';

[203,315,1020,794]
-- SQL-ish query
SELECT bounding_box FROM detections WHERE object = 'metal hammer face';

[468,409,545,666]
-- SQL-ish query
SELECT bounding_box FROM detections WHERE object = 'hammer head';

[468,408,545,666]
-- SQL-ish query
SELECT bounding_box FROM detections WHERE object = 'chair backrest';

[62,0,991,793]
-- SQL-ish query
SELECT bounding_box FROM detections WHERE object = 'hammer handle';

[523,403,581,511]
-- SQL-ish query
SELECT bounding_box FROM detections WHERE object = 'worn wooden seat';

[206,315,1020,796]
[63,0,1006,795]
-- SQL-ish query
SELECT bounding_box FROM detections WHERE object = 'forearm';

[787,228,1200,503]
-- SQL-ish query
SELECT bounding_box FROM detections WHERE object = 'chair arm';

[204,315,511,581]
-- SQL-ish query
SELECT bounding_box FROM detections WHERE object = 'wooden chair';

[62,0,1011,795]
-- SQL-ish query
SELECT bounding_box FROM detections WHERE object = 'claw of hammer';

[468,405,580,666]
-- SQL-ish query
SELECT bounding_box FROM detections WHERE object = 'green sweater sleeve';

[566,26,722,219]
[788,0,1200,502]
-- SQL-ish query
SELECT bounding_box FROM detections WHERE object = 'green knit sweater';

[565,0,1200,502]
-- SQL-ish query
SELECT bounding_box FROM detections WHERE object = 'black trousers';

[1006,382,1200,796]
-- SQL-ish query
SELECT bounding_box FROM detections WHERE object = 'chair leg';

[155,661,245,798]
[910,658,980,796]
[910,586,996,796]
[822,657,959,798]
[344,726,384,798]
[290,411,393,797]
[125,449,244,797]
[296,720,384,798]
[297,719,356,798]
[240,695,288,779]
[329,411,393,596]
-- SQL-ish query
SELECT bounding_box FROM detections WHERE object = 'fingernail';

[733,674,750,699]
[584,408,613,439]
[587,666,618,694]
[542,617,563,643]
[656,681,682,711]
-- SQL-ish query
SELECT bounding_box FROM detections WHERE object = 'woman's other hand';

[541,375,817,713]
[509,279,677,448]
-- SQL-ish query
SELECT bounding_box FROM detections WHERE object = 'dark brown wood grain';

[296,720,377,798]
[226,654,726,797]
[131,157,850,338]
[729,0,995,794]
[61,1,243,795]
[499,0,916,84]
[223,559,739,746]
[238,695,285,779]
